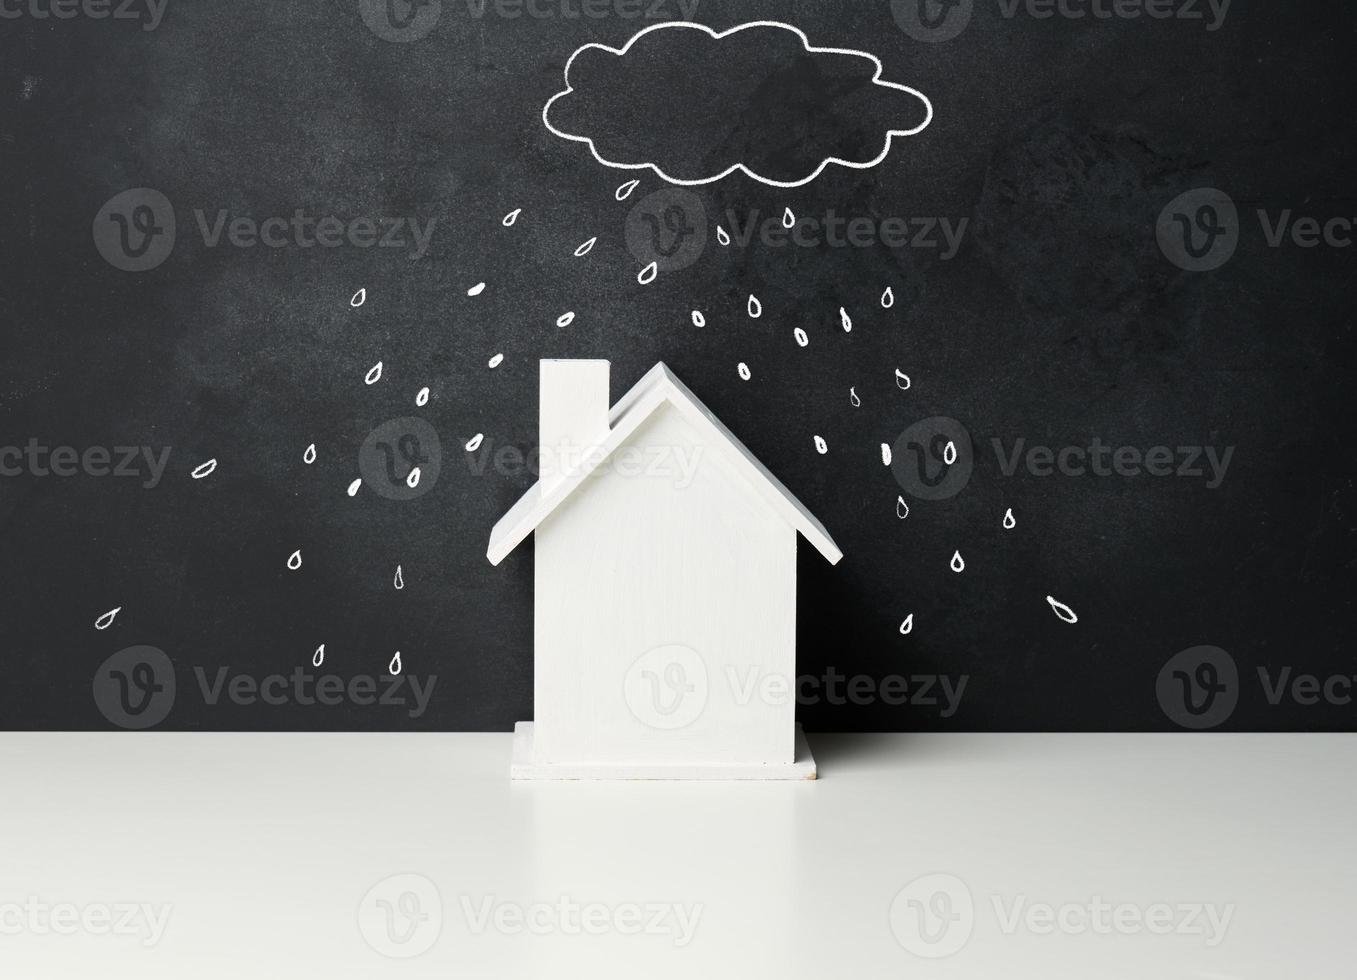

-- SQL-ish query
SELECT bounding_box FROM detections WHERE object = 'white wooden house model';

[488,360,842,779]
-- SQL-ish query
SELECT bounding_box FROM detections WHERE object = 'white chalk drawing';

[899,613,913,635]
[388,651,403,675]
[881,443,893,466]
[896,496,909,519]
[943,440,957,465]
[465,433,485,452]
[488,353,504,369]
[364,361,383,385]
[895,368,911,390]
[747,294,762,318]
[781,207,795,228]
[614,179,640,201]
[1003,508,1016,530]
[542,21,933,188]
[813,435,828,454]
[394,565,405,590]
[881,286,895,308]
[406,466,421,489]
[794,327,809,347]
[501,208,521,227]
[303,443,317,465]
[416,386,430,407]
[716,225,731,246]
[312,644,325,668]
[347,478,362,497]
[691,310,705,327]
[850,386,861,407]
[637,261,658,284]
[467,282,486,296]
[350,288,366,308]
[1046,596,1078,624]
[574,237,597,256]
[950,550,965,573]
[840,307,852,333]
[556,311,575,327]
[737,362,751,381]
[191,458,218,480]
[287,550,303,570]
[94,606,121,630]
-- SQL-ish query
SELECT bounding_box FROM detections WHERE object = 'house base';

[509,722,817,780]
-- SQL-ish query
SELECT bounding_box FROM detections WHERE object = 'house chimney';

[539,359,610,489]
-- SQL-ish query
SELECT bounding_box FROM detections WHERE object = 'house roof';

[487,362,843,566]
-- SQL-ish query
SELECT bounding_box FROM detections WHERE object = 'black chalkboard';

[1,0,1354,732]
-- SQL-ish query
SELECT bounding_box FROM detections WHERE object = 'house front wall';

[533,403,797,766]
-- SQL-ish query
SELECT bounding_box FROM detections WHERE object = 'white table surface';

[0,732,1350,978]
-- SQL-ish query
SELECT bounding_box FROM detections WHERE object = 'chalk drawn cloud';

[542,21,933,188]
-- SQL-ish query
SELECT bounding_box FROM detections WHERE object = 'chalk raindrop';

[1046,595,1078,624]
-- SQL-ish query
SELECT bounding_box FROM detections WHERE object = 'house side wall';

[533,404,797,766]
